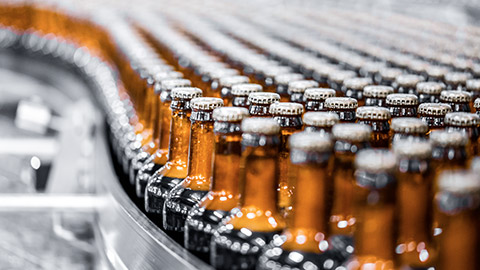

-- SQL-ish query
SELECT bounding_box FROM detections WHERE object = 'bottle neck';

[329,109,356,122]
[249,103,272,117]
[388,105,417,117]
[420,115,445,129]
[365,97,387,107]
[183,120,215,190]
[275,115,303,151]
[448,102,471,112]
[232,96,249,108]
[168,110,191,167]
[419,93,441,103]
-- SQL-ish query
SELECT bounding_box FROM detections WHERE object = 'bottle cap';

[154,71,183,81]
[474,98,480,109]
[343,77,372,90]
[425,65,449,79]
[438,170,480,193]
[274,73,304,85]
[440,90,472,103]
[304,88,336,100]
[288,80,319,93]
[248,92,281,105]
[444,112,479,127]
[231,83,263,96]
[241,117,280,135]
[325,97,358,110]
[328,70,357,84]
[261,65,293,77]
[395,74,424,88]
[269,102,304,116]
[355,149,397,173]
[332,123,372,142]
[219,75,250,87]
[204,68,239,80]
[444,72,472,85]
[289,131,332,152]
[363,85,394,98]
[160,79,192,91]
[430,130,468,147]
[171,87,203,100]
[466,79,480,91]
[213,107,249,122]
[191,97,224,110]
[379,67,403,81]
[416,82,445,95]
[391,117,428,134]
[418,103,452,116]
[303,112,339,127]
[386,93,419,106]
[393,140,432,159]
[356,106,391,120]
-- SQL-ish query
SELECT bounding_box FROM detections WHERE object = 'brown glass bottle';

[378,67,403,86]
[218,75,250,105]
[327,70,357,96]
[444,72,472,91]
[444,112,480,156]
[287,80,319,104]
[269,102,304,217]
[393,140,437,269]
[210,118,286,270]
[435,171,480,270]
[304,88,336,112]
[342,77,372,106]
[163,97,223,239]
[330,124,372,237]
[132,78,191,194]
[248,92,280,117]
[274,73,304,102]
[324,97,358,123]
[258,133,338,270]
[356,106,391,148]
[303,111,339,135]
[416,81,445,103]
[363,85,394,107]
[386,93,419,118]
[231,83,262,108]
[391,117,428,143]
[184,107,249,256]
[346,149,397,270]
[418,103,452,133]
[393,74,424,95]
[440,90,472,112]
[144,87,202,222]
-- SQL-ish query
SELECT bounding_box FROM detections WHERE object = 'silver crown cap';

[356,106,391,120]
[289,132,332,152]
[303,112,339,127]
[430,130,468,147]
[328,70,357,83]
[438,170,480,193]
[445,112,479,127]
[269,102,304,115]
[355,149,397,173]
[363,85,394,98]
[391,117,428,133]
[219,75,250,87]
[343,77,373,90]
[231,83,263,96]
[440,90,472,103]
[395,74,425,87]
[171,87,203,100]
[418,103,452,116]
[213,107,249,122]
[288,80,320,93]
[274,73,304,85]
[386,93,419,106]
[191,97,224,110]
[241,117,280,135]
[416,82,445,94]
[444,72,472,84]
[161,79,192,91]
[379,67,403,80]
[248,92,281,105]
[393,139,432,159]
[466,79,480,91]
[304,88,336,100]
[325,97,358,109]
[332,123,372,141]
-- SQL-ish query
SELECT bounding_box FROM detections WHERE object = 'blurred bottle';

[287,80,319,104]
[378,67,403,86]
[324,97,358,123]
[247,92,280,117]
[393,74,424,95]
[356,106,391,148]
[304,88,336,112]
[363,85,393,107]
[386,93,419,118]
[303,111,339,135]
[218,75,250,105]
[327,70,356,96]
[444,72,472,91]
[444,112,480,156]
[418,103,452,133]
[390,118,428,143]
[440,90,472,112]
[231,83,262,108]
[416,82,445,103]
[273,73,304,102]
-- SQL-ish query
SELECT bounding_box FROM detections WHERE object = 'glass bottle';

[303,111,339,135]
[391,117,428,143]
[386,93,419,118]
[288,80,319,104]
[418,103,452,133]
[218,75,250,105]
[248,92,280,117]
[356,106,391,148]
[144,87,202,222]
[163,97,224,239]
[202,67,239,97]
[393,74,424,95]
[416,81,445,103]
[363,85,394,107]
[444,112,480,156]
[346,149,397,270]
[342,77,372,107]
[184,107,249,257]
[324,97,358,123]
[231,83,262,108]
[210,118,286,269]
[440,90,472,113]
[304,88,336,112]
[274,73,304,102]
[257,132,338,270]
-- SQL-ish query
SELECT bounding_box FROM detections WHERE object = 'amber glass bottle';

[329,123,371,256]
[210,118,286,270]
[287,80,319,104]
[131,78,191,193]
[231,83,262,108]
[269,102,304,217]
[363,85,393,107]
[393,74,424,95]
[144,87,202,222]
[386,93,419,118]
[440,90,472,112]
[258,132,337,270]
[342,77,372,106]
[418,103,452,133]
[416,81,445,103]
[435,171,480,270]
[163,97,224,239]
[444,112,480,156]
[248,92,280,117]
[356,106,391,148]
[378,67,403,86]
[303,111,339,134]
[390,117,428,143]
[184,107,249,257]
[327,70,357,96]
[325,97,358,123]
[444,71,472,91]
[393,140,437,269]
[346,149,397,270]
[274,73,304,102]
[218,75,250,105]
[304,88,336,112]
